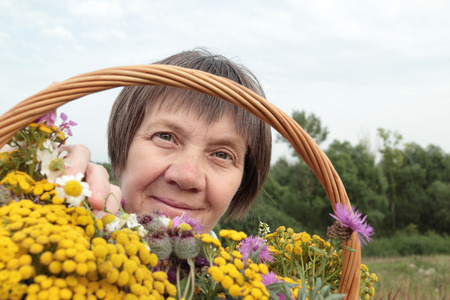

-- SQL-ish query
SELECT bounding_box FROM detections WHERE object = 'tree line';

[220,111,450,239]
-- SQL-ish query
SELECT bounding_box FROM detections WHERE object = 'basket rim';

[0,64,361,299]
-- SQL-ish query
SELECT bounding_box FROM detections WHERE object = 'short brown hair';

[108,49,271,220]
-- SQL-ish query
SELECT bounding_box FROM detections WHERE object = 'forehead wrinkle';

[145,92,252,147]
[149,90,231,121]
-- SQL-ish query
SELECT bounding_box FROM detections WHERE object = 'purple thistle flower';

[137,214,155,227]
[262,271,285,300]
[330,203,374,246]
[261,270,281,285]
[58,113,77,136]
[172,216,181,227]
[172,214,204,233]
[239,235,273,263]
[36,112,56,126]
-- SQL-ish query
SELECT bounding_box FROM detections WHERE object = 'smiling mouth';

[151,196,198,211]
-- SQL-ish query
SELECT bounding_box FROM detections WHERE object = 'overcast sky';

[1,0,449,164]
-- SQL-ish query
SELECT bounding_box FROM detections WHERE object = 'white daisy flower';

[105,217,122,232]
[125,214,148,238]
[125,213,140,228]
[158,215,172,228]
[37,139,73,183]
[55,172,91,207]
[135,225,148,238]
[104,213,148,238]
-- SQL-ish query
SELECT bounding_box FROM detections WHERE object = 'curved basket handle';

[0,64,360,299]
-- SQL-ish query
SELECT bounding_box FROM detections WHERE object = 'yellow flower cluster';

[208,247,270,300]
[0,171,59,203]
[359,264,378,300]
[265,227,341,293]
[1,171,35,195]
[219,229,248,242]
[200,233,222,248]
[26,122,66,142]
[0,199,178,300]
[268,230,314,259]
[276,275,303,298]
[0,151,15,172]
[219,229,248,253]
[199,233,223,263]
[264,226,379,298]
[1,120,68,193]
[92,230,177,299]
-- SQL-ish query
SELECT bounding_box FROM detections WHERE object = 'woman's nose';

[164,155,206,192]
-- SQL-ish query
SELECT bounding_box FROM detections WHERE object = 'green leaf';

[267,281,299,295]
[310,245,327,255]
[248,245,264,262]
[317,252,331,276]
[344,245,357,252]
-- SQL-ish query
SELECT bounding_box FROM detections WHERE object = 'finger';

[61,144,91,176]
[105,184,121,215]
[84,162,111,210]
[92,185,121,217]
[93,209,110,218]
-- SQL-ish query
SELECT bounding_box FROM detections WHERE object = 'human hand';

[61,144,122,217]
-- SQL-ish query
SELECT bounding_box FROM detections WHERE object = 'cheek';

[211,170,243,209]
[120,147,158,204]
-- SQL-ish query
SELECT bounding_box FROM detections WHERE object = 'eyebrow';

[146,118,246,155]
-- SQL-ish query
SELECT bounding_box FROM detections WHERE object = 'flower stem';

[176,264,182,300]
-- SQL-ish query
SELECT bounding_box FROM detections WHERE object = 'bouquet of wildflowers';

[0,113,377,300]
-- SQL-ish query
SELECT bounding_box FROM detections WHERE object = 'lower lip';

[151,196,197,215]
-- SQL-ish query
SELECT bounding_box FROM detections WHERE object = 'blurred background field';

[363,255,449,300]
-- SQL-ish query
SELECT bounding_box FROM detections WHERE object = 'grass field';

[362,255,449,300]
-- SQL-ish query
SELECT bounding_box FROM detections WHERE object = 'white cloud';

[80,27,126,41]
[69,0,124,20]
[0,31,10,48]
[42,25,74,40]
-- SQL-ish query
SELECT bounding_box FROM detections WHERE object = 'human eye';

[214,151,231,160]
[156,132,173,142]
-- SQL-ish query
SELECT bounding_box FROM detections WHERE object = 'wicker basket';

[0,65,361,299]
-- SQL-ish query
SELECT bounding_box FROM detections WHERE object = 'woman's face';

[120,105,246,233]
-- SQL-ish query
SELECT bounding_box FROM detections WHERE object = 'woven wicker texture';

[0,65,361,299]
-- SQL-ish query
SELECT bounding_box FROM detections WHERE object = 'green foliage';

[326,141,388,233]
[276,110,330,157]
[362,230,450,257]
[377,128,404,232]
[295,278,346,300]
[266,115,450,241]
[427,180,450,233]
[218,177,305,235]
[267,157,329,235]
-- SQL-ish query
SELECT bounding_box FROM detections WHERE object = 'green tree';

[427,181,450,234]
[268,156,329,235]
[394,143,450,233]
[326,141,388,233]
[276,110,330,157]
[218,174,305,235]
[377,128,404,232]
